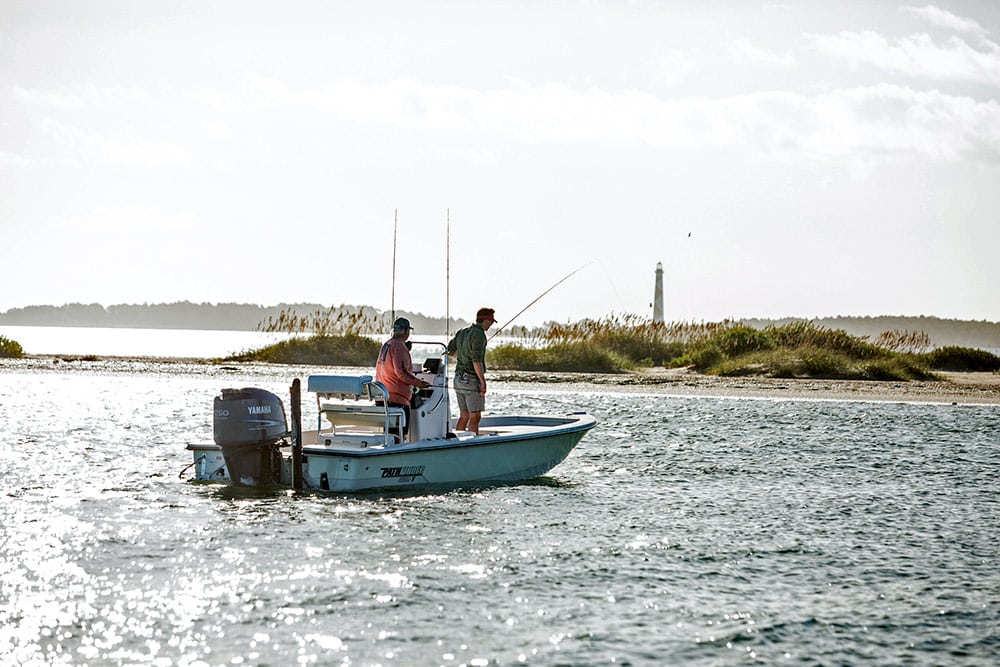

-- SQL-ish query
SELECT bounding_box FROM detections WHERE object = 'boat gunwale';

[186,413,596,458]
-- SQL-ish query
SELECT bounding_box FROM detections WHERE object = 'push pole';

[290,378,303,490]
[446,208,451,338]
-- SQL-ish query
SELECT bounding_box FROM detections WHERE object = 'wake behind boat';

[184,343,595,492]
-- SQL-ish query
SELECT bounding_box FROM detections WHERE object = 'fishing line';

[592,258,627,314]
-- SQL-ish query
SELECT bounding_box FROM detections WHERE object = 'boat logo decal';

[247,405,273,415]
[381,465,425,478]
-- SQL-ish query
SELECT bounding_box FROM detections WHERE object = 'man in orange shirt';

[375,317,431,438]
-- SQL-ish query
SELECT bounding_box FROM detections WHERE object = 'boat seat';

[311,432,392,449]
[308,374,404,445]
[321,403,406,430]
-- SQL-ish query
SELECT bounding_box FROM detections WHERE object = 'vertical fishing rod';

[391,209,398,321]
[446,208,451,339]
[489,263,591,340]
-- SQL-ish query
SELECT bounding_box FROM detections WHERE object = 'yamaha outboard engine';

[213,387,289,486]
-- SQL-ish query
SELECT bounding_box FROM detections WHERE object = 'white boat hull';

[186,361,596,492]
[186,413,595,492]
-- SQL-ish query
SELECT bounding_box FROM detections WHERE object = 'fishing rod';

[489,263,591,340]
[446,208,451,339]
[391,209,398,321]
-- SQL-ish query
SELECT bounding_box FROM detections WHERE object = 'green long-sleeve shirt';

[447,324,487,377]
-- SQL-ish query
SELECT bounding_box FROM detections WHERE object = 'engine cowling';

[214,387,288,447]
[213,388,288,486]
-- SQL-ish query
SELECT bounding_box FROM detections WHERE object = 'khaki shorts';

[454,372,485,413]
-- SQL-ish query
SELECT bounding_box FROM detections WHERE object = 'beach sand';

[4,355,999,405]
[493,367,1000,405]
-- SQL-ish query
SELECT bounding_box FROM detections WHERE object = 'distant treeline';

[0,302,468,335]
[1,303,998,350]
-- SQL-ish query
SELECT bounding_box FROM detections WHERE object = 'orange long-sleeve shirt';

[374,337,423,404]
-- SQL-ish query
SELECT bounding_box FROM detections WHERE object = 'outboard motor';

[213,387,289,486]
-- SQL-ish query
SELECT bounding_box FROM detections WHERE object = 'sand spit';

[3,355,999,405]
[493,367,1000,405]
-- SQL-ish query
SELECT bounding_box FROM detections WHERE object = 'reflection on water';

[1,362,999,665]
[0,325,296,358]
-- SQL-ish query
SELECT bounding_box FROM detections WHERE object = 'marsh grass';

[0,335,25,358]
[923,346,1000,372]
[874,329,932,354]
[226,306,386,365]
[487,316,1000,381]
[542,314,730,366]
[490,341,628,373]
[223,333,380,366]
[258,307,388,336]
[230,309,998,380]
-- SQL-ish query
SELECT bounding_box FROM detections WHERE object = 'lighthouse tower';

[653,262,664,323]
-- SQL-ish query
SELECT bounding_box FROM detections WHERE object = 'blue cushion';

[307,375,373,396]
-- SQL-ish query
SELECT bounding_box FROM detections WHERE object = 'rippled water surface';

[2,362,998,666]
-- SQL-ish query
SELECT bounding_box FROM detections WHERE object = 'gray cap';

[392,317,413,333]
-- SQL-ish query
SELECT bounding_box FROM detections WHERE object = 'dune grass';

[227,307,998,381]
[487,316,999,381]
[226,306,385,365]
[0,335,24,359]
[922,346,1000,372]
[222,333,381,366]
[489,341,628,373]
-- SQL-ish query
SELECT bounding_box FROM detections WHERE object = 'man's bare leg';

[468,412,482,435]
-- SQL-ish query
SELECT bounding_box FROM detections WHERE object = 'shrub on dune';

[223,334,380,366]
[0,336,24,359]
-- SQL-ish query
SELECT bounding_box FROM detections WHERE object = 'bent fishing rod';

[489,263,591,340]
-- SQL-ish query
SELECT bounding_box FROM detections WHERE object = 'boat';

[184,342,596,492]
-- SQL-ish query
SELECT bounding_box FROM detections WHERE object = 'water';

[1,361,998,666]
[0,326,292,359]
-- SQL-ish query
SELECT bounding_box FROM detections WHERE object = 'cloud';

[36,118,190,167]
[6,76,1000,172]
[900,5,989,38]
[769,84,1000,163]
[647,50,700,86]
[3,84,211,168]
[0,151,34,168]
[806,30,1000,86]
[730,39,796,68]
[244,77,1000,163]
[9,84,152,111]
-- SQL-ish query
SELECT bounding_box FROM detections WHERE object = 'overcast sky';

[2,1,998,327]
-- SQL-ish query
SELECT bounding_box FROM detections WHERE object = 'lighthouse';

[653,262,664,323]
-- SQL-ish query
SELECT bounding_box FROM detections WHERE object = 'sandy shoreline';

[3,355,999,405]
[492,367,1000,405]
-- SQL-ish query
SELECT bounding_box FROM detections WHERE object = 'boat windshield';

[407,341,447,374]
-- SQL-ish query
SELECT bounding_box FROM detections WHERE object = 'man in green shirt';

[446,307,496,434]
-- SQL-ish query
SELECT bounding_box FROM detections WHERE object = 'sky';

[2,1,999,327]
